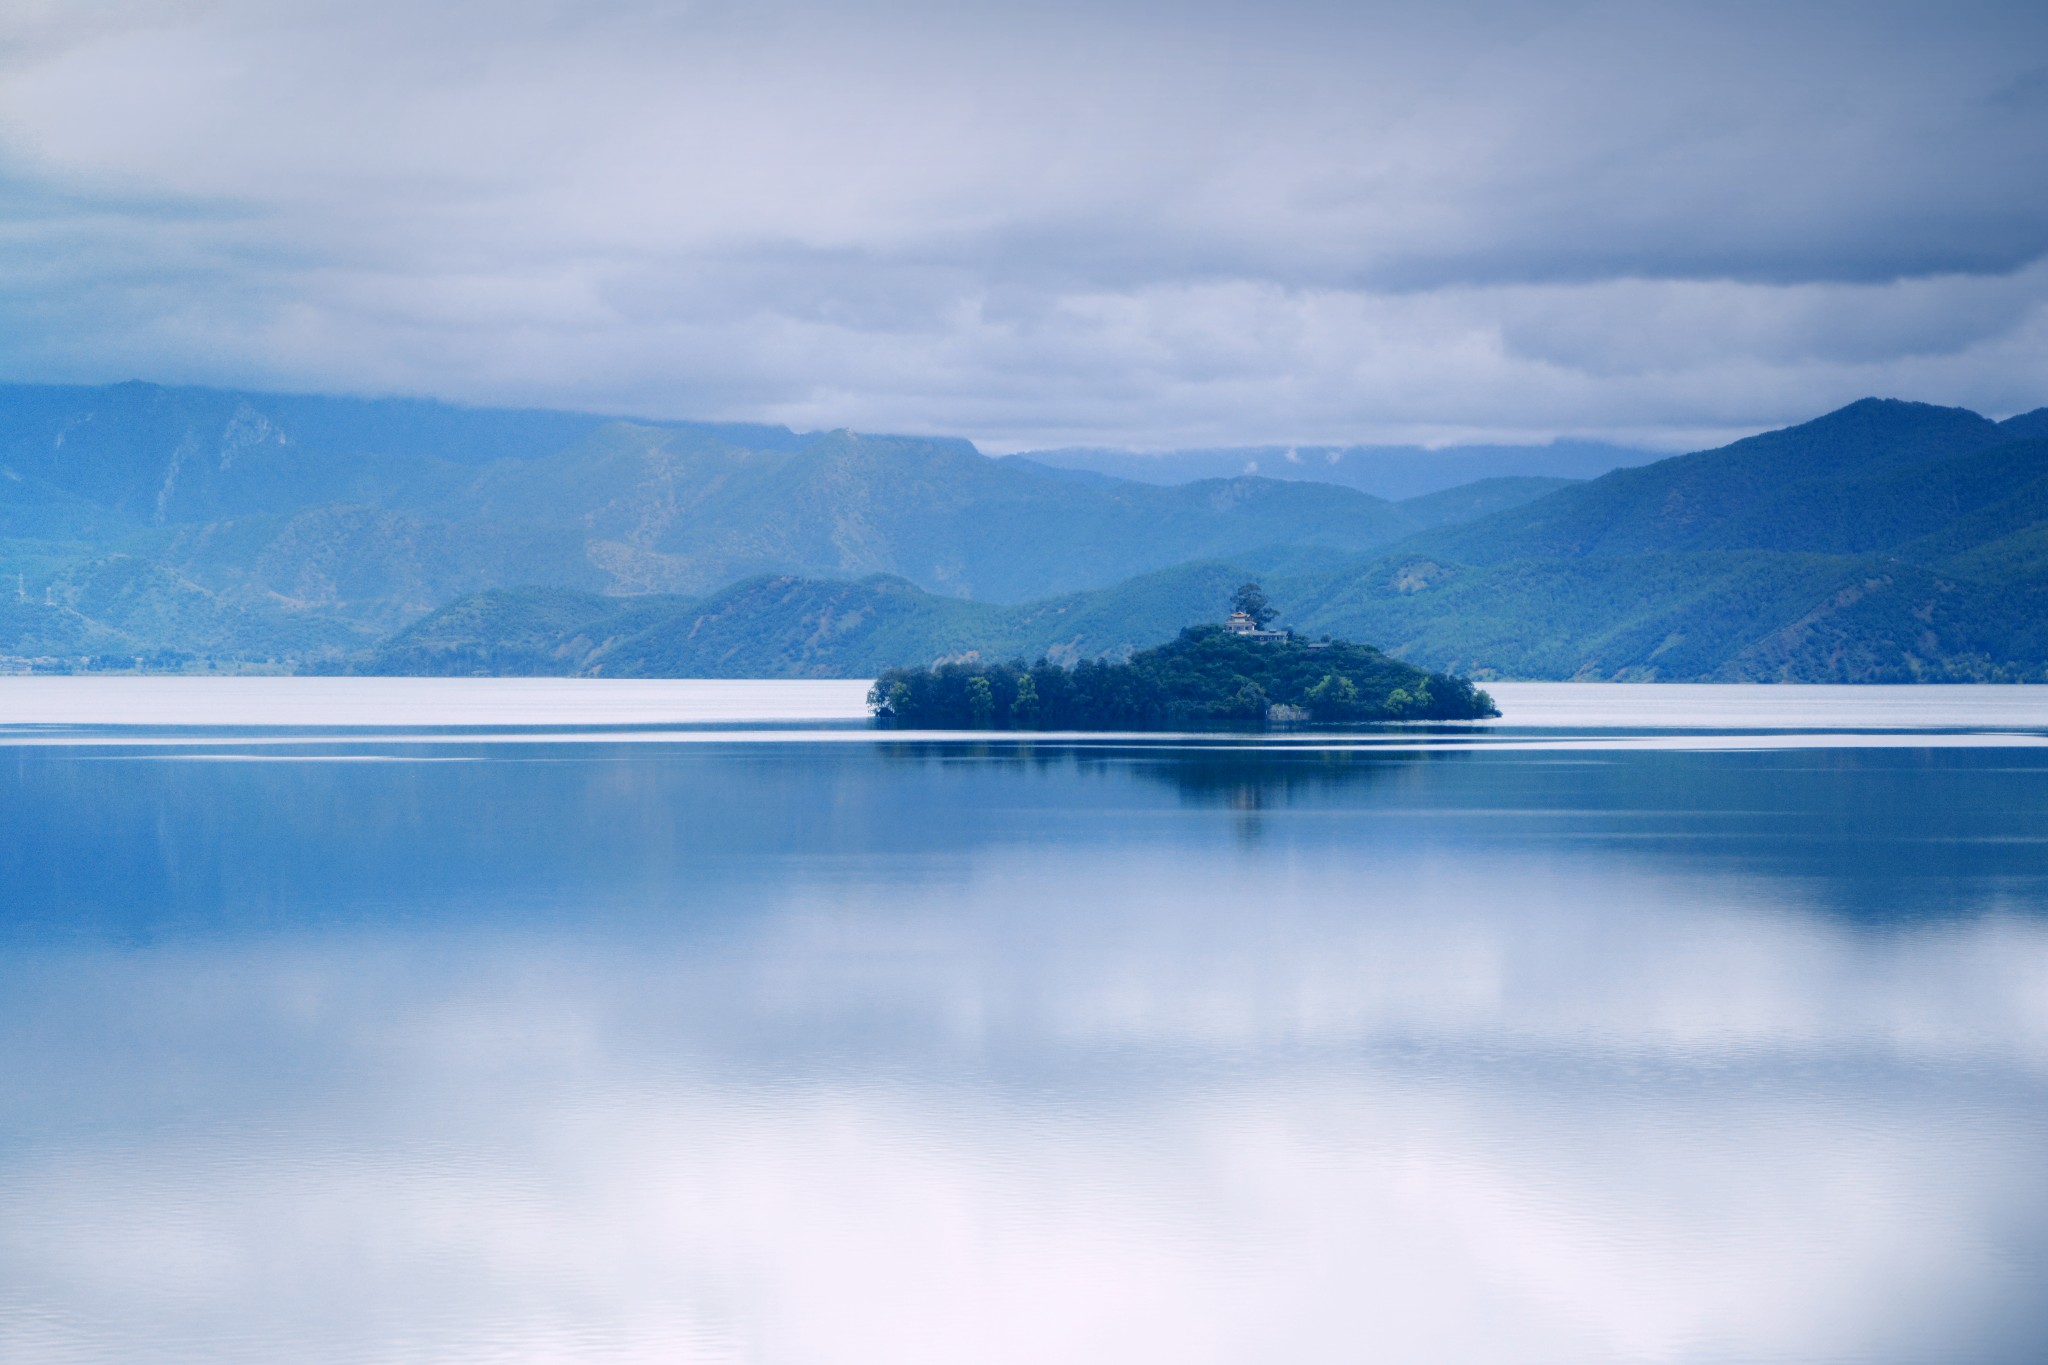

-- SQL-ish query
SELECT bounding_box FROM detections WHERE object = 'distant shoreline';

[1,676,2045,735]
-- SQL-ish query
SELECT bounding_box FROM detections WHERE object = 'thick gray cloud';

[1,0,2045,448]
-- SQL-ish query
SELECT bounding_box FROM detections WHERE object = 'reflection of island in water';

[1125,744,1444,841]
[884,737,1448,841]
[4,734,2043,948]
[878,738,2048,923]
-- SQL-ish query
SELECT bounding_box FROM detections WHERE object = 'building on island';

[1224,610,1288,642]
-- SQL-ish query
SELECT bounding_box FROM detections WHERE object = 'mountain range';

[3,382,2044,681]
[1285,399,2048,680]
[1002,439,1657,499]
[0,381,1568,665]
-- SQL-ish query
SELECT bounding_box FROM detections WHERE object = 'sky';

[2,0,2046,452]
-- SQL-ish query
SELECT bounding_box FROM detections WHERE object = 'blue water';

[4,707,2048,1363]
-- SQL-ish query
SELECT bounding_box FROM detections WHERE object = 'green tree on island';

[1231,582,1277,628]
[1305,672,1359,719]
[966,675,997,727]
[1009,673,1041,726]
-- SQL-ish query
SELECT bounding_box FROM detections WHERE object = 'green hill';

[871,625,1498,730]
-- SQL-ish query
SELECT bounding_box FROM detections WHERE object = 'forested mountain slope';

[0,382,1489,663]
[10,385,2048,681]
[449,421,1417,600]
[360,399,2048,683]
[354,564,1260,679]
[1283,402,2048,681]
[1414,399,2030,563]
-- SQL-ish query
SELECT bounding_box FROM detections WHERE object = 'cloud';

[1,0,2046,447]
[5,843,2048,1363]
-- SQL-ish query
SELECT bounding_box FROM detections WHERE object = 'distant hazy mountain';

[1382,477,1582,531]
[10,383,2046,682]
[354,566,1260,679]
[354,399,2048,684]
[2,381,1553,664]
[1410,399,2026,563]
[1281,400,2048,681]
[1002,439,1657,500]
[447,421,1419,601]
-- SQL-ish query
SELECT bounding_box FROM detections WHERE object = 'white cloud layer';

[2,0,2046,447]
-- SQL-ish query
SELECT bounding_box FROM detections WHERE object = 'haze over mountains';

[3,382,2044,682]
[0,382,1572,661]
[1004,441,1656,500]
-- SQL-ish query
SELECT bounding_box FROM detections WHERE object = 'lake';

[3,681,2047,1364]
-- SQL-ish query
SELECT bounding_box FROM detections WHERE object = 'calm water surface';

[3,683,2048,1364]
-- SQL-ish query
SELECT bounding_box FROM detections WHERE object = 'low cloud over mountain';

[3,1,2046,449]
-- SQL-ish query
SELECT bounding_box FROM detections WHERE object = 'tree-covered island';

[870,584,1498,729]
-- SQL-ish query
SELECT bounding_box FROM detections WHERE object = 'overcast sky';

[2,0,2046,450]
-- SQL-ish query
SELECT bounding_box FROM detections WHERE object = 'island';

[870,585,1499,729]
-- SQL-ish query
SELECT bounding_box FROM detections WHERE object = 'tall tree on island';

[1232,582,1277,628]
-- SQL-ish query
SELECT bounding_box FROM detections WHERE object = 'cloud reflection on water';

[1,740,2046,1362]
